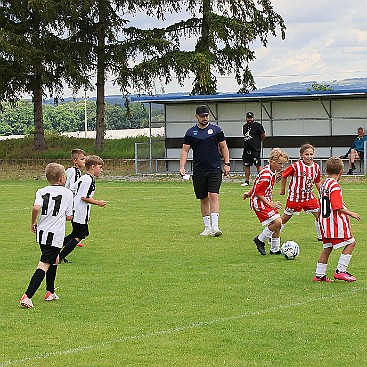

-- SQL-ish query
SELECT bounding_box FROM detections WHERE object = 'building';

[131,87,367,174]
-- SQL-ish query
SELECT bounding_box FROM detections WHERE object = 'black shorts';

[356,150,364,159]
[242,149,261,167]
[39,244,60,265]
[70,221,89,240]
[192,170,222,199]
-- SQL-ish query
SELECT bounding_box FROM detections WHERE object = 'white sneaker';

[20,294,34,308]
[240,181,249,187]
[200,228,214,236]
[212,227,223,237]
[44,291,60,301]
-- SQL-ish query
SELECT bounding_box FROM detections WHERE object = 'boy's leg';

[336,253,352,273]
[313,247,333,282]
[334,243,356,282]
[59,238,80,261]
[23,261,50,298]
[63,233,74,246]
[311,212,322,241]
[268,218,282,253]
[46,264,58,294]
[254,215,281,255]
[25,268,46,298]
[255,223,277,255]
[268,212,289,245]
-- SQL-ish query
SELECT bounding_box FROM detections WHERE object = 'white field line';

[1,287,365,366]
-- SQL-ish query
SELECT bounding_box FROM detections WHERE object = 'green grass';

[1,180,366,366]
[0,135,164,159]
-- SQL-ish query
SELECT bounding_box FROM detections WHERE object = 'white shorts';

[322,237,355,249]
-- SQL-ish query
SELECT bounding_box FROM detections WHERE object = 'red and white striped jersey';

[283,160,321,202]
[250,165,276,211]
[318,178,352,239]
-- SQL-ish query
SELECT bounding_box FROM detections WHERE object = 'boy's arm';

[256,194,282,210]
[338,208,360,221]
[82,197,107,208]
[242,187,254,200]
[279,176,287,195]
[31,205,41,232]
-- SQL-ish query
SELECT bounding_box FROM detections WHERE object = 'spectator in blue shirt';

[341,127,367,175]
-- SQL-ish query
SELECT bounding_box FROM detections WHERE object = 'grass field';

[1,179,366,366]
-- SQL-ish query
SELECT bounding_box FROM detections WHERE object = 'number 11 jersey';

[34,185,74,248]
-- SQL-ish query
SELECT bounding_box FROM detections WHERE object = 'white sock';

[315,262,327,277]
[258,227,273,242]
[211,213,219,228]
[270,237,280,252]
[203,215,211,229]
[337,254,352,273]
[269,224,284,243]
[315,220,322,240]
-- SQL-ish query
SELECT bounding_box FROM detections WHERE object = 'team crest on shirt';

[207,129,213,135]
[193,130,198,135]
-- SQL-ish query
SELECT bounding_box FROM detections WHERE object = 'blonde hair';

[325,157,344,175]
[268,148,289,163]
[85,155,104,169]
[71,148,86,158]
[299,143,314,155]
[45,163,65,184]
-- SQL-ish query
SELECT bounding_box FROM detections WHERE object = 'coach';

[241,111,266,186]
[179,105,230,237]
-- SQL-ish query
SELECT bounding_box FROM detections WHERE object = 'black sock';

[25,268,46,298]
[46,264,58,293]
[63,233,73,247]
[59,238,79,260]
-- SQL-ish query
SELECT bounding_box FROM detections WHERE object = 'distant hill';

[42,78,367,105]
[256,77,367,93]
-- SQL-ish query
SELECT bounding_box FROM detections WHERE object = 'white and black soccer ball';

[280,241,300,260]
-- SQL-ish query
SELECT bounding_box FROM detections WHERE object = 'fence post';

[134,142,138,175]
[364,140,367,174]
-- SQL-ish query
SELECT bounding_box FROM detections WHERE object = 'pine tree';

[0,0,91,150]
[127,0,286,95]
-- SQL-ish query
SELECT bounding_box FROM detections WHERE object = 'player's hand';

[279,189,285,196]
[350,212,360,221]
[242,192,250,200]
[179,167,186,177]
[275,171,282,183]
[223,166,230,176]
[31,223,37,233]
[272,201,282,210]
[98,200,107,208]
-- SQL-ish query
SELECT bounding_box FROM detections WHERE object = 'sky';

[73,0,367,97]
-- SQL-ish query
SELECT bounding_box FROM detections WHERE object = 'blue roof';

[131,89,367,104]
[130,78,367,104]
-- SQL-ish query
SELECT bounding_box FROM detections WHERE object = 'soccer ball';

[280,241,300,260]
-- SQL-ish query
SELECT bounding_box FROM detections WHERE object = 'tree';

[307,83,333,92]
[0,0,92,150]
[127,0,286,95]
[68,0,178,151]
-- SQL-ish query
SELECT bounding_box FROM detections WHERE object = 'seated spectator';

[340,127,367,175]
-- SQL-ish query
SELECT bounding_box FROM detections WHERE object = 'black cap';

[196,105,209,117]
[246,111,254,118]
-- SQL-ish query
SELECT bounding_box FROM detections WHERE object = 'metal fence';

[134,139,166,174]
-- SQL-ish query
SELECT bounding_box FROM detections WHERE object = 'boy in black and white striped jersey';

[59,155,107,263]
[20,163,73,308]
